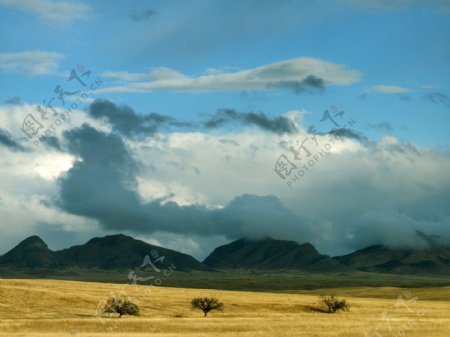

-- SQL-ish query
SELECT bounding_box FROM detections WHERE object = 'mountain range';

[0,234,449,275]
[203,237,350,272]
[0,234,209,271]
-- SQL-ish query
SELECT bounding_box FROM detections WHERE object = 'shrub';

[191,296,224,317]
[102,296,140,317]
[319,295,349,313]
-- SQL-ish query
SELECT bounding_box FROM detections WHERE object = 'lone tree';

[191,297,224,317]
[320,295,349,313]
[102,296,140,317]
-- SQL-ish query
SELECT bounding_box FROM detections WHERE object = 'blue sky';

[1,0,449,147]
[0,0,449,258]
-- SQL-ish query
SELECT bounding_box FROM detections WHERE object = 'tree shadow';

[296,304,328,313]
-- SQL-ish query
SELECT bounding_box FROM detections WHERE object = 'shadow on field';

[296,304,328,313]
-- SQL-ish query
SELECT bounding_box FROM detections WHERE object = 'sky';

[0,0,449,260]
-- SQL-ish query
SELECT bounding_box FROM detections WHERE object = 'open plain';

[0,279,449,337]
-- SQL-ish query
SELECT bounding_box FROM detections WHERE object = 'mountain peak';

[203,237,345,271]
[0,235,56,268]
[86,234,135,245]
[335,244,450,274]
[241,236,303,245]
[18,235,48,250]
[57,233,210,271]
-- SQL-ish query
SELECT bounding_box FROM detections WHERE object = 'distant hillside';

[203,237,349,272]
[0,236,62,268]
[0,234,210,272]
[335,245,450,275]
[2,234,449,276]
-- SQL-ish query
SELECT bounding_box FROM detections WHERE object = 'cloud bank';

[0,50,64,76]
[99,57,361,94]
[373,85,411,94]
[88,99,191,138]
[0,100,449,258]
[0,0,91,24]
[204,109,298,134]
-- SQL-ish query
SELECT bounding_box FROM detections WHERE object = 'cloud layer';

[373,84,411,94]
[204,109,298,134]
[56,123,304,240]
[0,50,64,76]
[0,128,27,152]
[0,100,449,259]
[99,57,360,94]
[88,99,191,138]
[0,0,91,24]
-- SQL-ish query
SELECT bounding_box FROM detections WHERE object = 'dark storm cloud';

[425,92,450,107]
[204,109,298,134]
[0,128,26,152]
[39,136,62,151]
[368,122,393,133]
[383,141,420,156]
[209,194,306,240]
[311,127,368,143]
[57,124,304,239]
[58,124,145,228]
[88,99,191,137]
[128,9,157,21]
[347,209,449,251]
[53,102,449,253]
[3,96,21,105]
[326,128,368,142]
[268,75,325,94]
[399,95,410,101]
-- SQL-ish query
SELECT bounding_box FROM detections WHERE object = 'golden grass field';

[0,279,449,337]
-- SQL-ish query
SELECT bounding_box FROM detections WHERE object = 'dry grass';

[0,279,449,336]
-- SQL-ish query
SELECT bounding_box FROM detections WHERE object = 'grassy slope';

[0,279,449,337]
[1,268,449,292]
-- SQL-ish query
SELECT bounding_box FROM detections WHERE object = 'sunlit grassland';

[0,279,449,336]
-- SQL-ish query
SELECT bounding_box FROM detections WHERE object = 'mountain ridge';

[0,234,210,271]
[1,234,449,275]
[334,244,450,275]
[202,237,349,272]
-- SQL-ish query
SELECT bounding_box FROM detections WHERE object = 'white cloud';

[102,71,149,82]
[373,84,411,94]
[0,0,91,24]
[131,129,450,255]
[0,102,112,253]
[136,232,229,259]
[0,50,64,76]
[1,102,449,258]
[0,101,110,157]
[420,84,441,90]
[99,57,361,94]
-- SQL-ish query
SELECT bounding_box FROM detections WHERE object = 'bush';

[102,296,140,317]
[191,297,224,317]
[319,295,349,313]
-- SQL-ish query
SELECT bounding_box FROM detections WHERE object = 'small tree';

[102,296,140,317]
[319,295,349,313]
[191,297,224,317]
